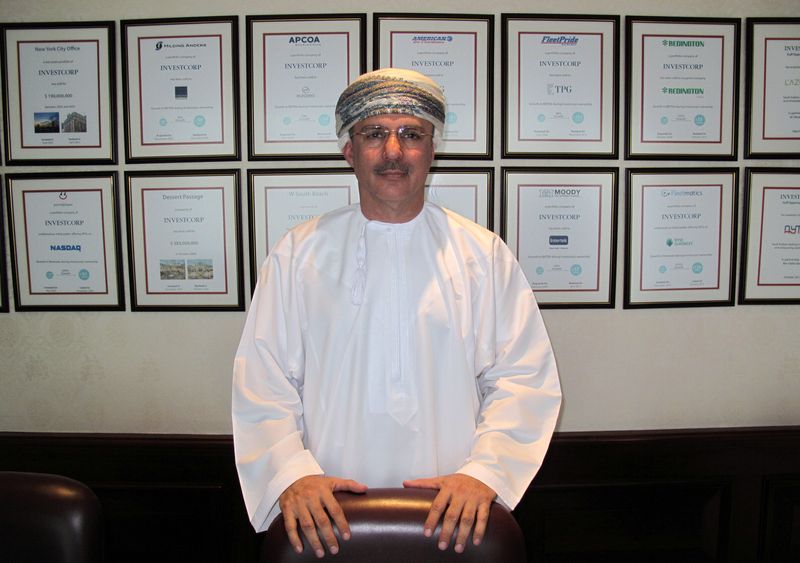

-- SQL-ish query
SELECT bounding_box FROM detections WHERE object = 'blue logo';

[666,238,674,247]
[536,266,545,275]
[694,114,706,126]
[659,265,667,274]
[193,115,206,127]
[318,114,330,126]
[46,271,54,279]
[570,264,582,276]
[159,118,168,126]
[660,116,669,125]
[79,269,90,280]
[572,112,584,124]
[446,112,458,124]
[692,262,703,274]
[537,114,546,123]
[283,116,292,125]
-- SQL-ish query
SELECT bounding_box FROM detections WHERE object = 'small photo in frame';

[125,170,243,311]
[739,168,800,304]
[5,172,124,311]
[121,16,240,162]
[247,14,366,159]
[374,13,494,159]
[0,22,117,165]
[745,18,800,158]
[502,14,619,159]
[247,168,359,290]
[501,167,618,308]
[426,167,493,230]
[625,17,740,160]
[625,168,738,308]
[0,182,9,313]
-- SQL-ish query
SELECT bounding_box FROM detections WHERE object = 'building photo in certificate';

[1,22,116,164]
[125,170,243,310]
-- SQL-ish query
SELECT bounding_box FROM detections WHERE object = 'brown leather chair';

[261,488,526,562]
[0,471,103,563]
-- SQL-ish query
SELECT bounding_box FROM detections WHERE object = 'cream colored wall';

[0,0,797,434]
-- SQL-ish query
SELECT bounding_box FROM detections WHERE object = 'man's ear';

[342,140,354,167]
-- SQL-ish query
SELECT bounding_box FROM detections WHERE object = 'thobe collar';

[351,204,425,306]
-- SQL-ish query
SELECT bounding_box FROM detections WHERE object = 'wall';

[0,0,797,434]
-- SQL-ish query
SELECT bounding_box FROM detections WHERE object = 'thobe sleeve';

[456,237,562,509]
[232,250,323,533]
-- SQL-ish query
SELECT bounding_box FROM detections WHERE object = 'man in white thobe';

[232,68,562,559]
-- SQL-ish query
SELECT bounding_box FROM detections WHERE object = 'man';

[232,68,562,558]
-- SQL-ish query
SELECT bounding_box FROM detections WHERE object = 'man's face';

[343,113,435,222]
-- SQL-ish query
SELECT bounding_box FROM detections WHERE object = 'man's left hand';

[402,474,496,553]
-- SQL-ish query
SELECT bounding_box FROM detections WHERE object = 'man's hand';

[403,474,496,553]
[278,475,368,558]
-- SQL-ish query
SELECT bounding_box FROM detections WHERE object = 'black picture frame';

[0,21,117,165]
[501,14,619,159]
[121,16,241,163]
[5,172,125,311]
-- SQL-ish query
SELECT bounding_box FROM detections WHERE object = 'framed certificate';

[625,168,738,308]
[125,170,243,311]
[0,22,116,165]
[502,168,618,308]
[247,14,366,159]
[745,18,800,158]
[248,168,358,290]
[121,16,240,163]
[426,167,493,229]
[739,168,800,304]
[625,17,740,160]
[5,172,124,311]
[375,14,493,159]
[0,185,9,313]
[502,14,619,158]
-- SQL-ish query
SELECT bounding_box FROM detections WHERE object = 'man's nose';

[382,131,403,158]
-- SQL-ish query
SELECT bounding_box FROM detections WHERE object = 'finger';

[310,497,341,555]
[453,500,478,553]
[297,505,326,558]
[321,491,350,543]
[282,510,305,554]
[334,478,369,494]
[403,477,439,489]
[423,489,448,538]
[472,501,491,546]
[437,496,465,551]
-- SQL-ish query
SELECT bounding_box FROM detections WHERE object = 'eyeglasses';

[351,125,433,149]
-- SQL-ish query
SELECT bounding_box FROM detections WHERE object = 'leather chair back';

[0,471,103,563]
[261,488,526,562]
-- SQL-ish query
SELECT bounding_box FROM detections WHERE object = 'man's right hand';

[278,475,368,558]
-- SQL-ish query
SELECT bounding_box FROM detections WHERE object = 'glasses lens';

[357,126,428,148]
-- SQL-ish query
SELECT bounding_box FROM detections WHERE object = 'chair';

[0,471,103,563]
[261,487,526,562]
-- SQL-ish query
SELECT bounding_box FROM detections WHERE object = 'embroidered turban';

[335,68,446,151]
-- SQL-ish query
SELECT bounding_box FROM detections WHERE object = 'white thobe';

[232,203,561,532]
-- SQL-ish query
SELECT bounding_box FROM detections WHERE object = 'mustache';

[374,162,410,174]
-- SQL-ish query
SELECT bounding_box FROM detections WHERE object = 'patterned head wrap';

[335,68,446,151]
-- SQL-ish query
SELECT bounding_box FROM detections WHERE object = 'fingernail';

[474,538,482,546]
[330,545,339,555]
[343,532,351,541]
[455,544,464,553]
[423,528,432,538]
[294,546,303,554]
[438,541,448,550]
[316,548,325,558]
